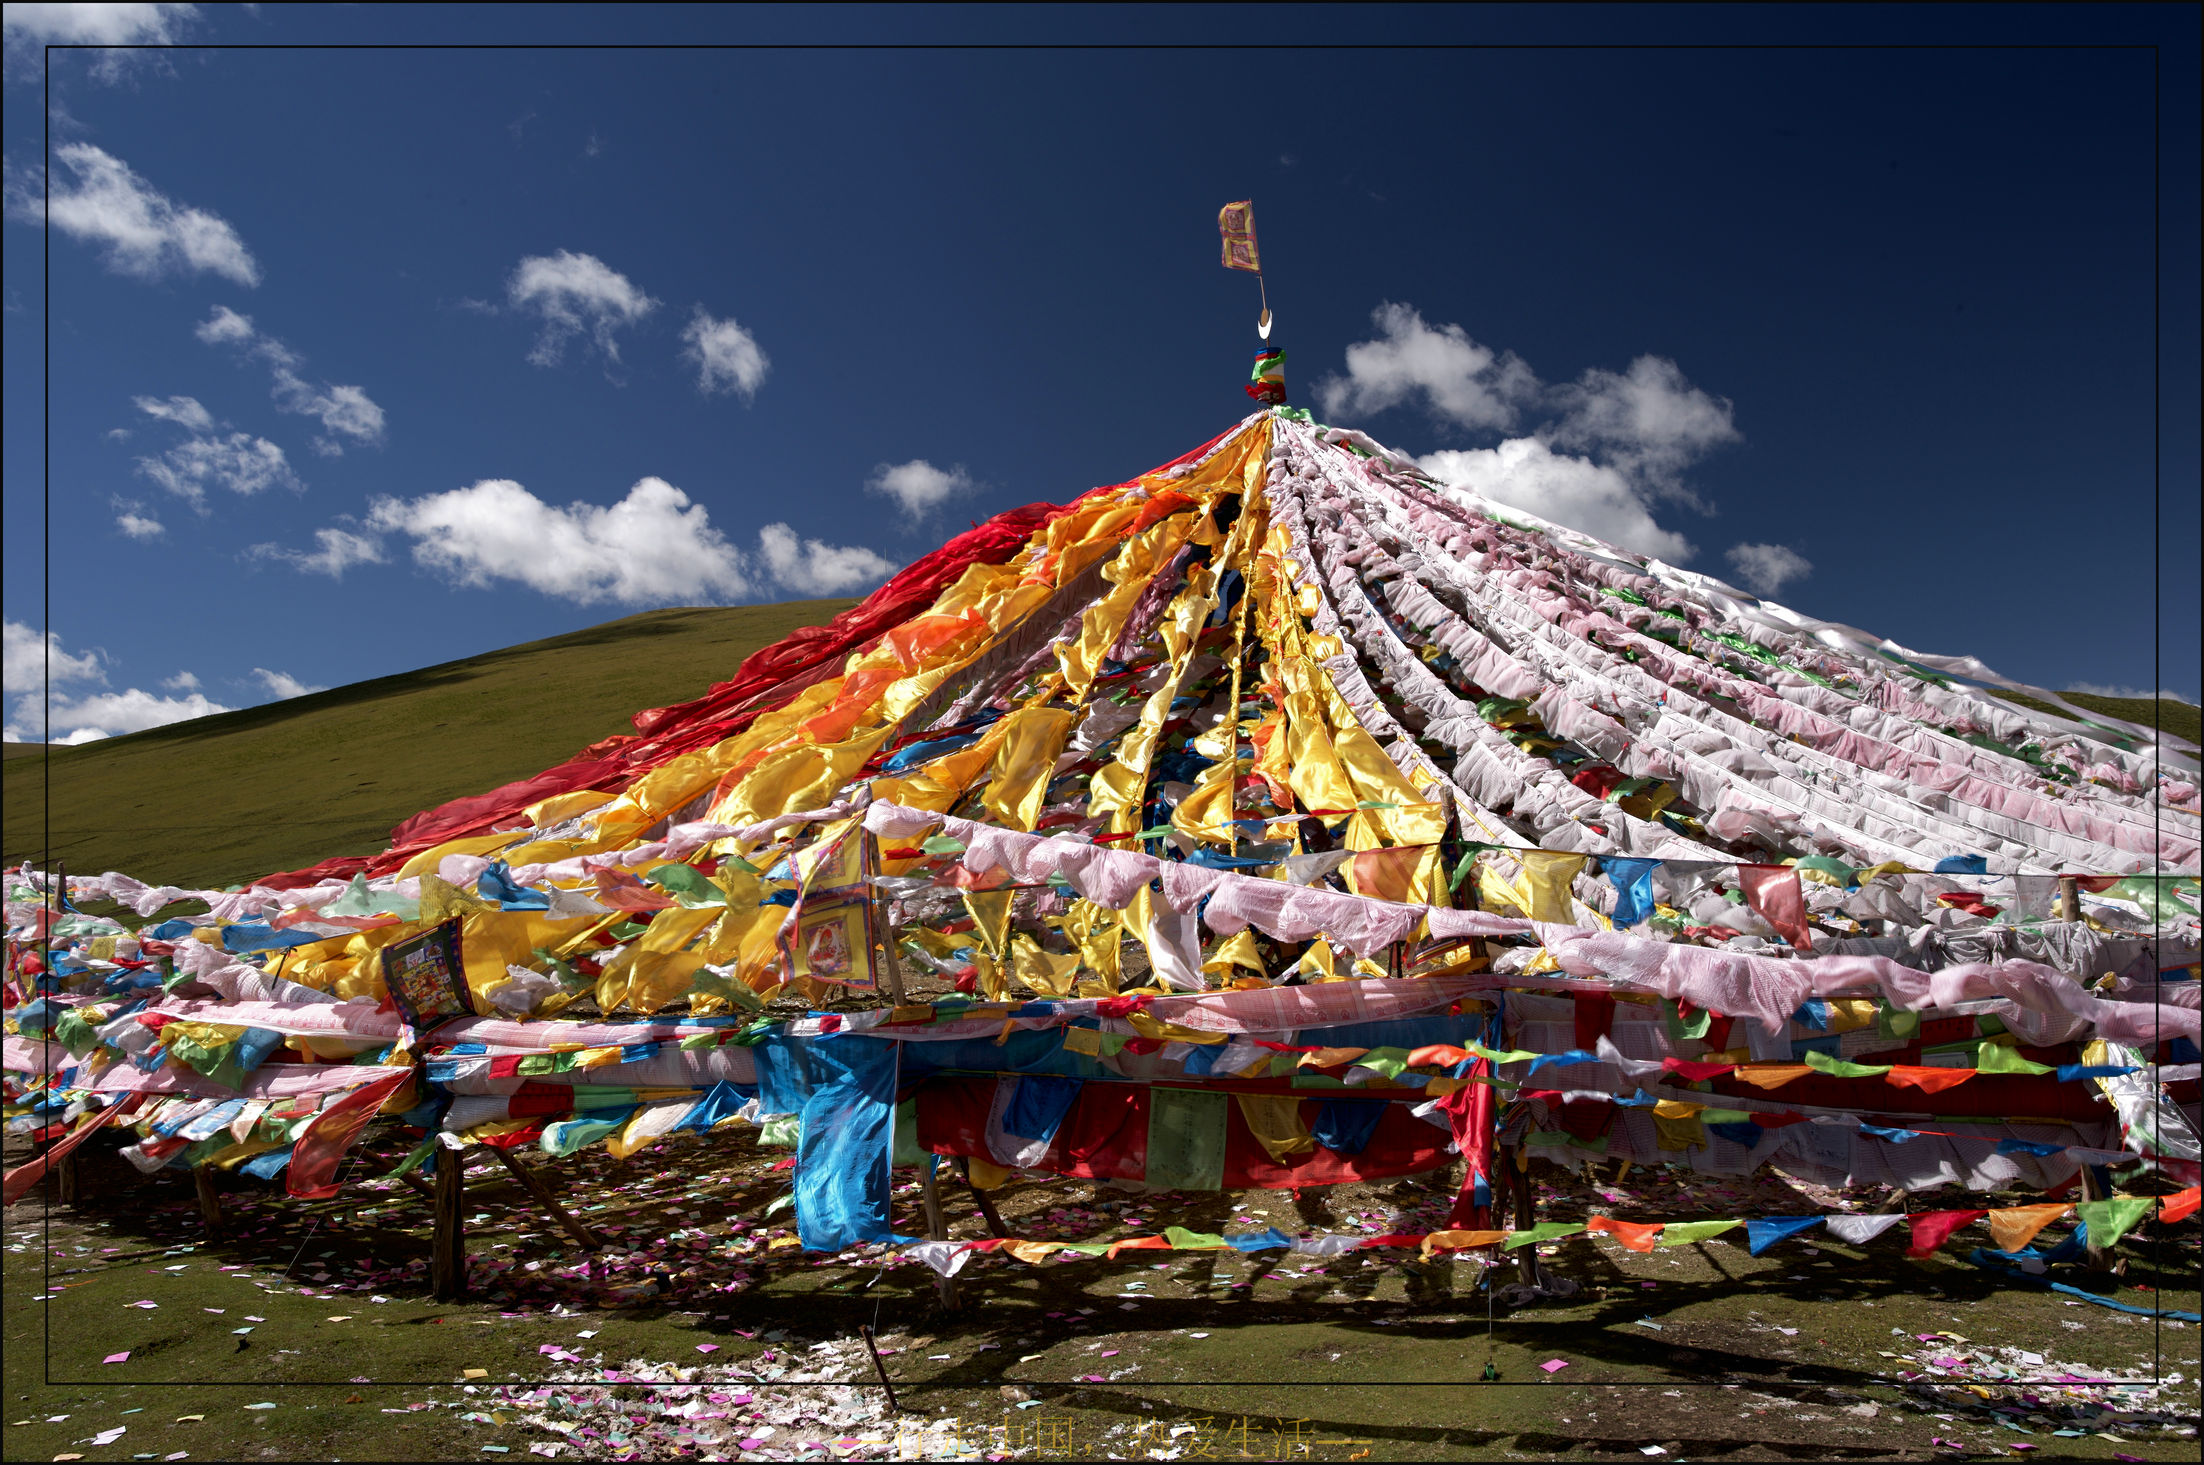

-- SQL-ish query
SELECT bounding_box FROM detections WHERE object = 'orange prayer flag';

[1421,1229,1509,1257]
[1105,1235,1174,1260]
[1587,1215,1664,1253]
[1219,200,1260,273]
[1885,1064,1976,1094]
[1986,1203,2071,1255]
[1730,1063,1814,1090]
[2159,1186,2200,1224]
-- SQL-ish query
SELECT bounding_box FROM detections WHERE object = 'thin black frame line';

[21,22,2186,1392]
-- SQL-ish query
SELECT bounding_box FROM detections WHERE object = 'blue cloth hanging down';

[1526,1048,1601,1077]
[673,1081,757,1135]
[755,1032,901,1252]
[145,918,197,940]
[1934,855,1990,875]
[1708,1122,1763,1147]
[1790,1000,1833,1032]
[1602,857,1660,927]
[477,861,550,911]
[1746,1215,1824,1255]
[895,1027,1121,1084]
[1310,1099,1386,1155]
[1002,1075,1083,1144]
[883,734,982,774]
[240,1145,293,1179]
[1291,1013,1483,1052]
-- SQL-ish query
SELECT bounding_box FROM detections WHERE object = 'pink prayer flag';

[1540,1358,1570,1373]
[104,1351,130,1363]
[1737,865,1813,951]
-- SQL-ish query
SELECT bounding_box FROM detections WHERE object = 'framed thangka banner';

[378,920,475,1030]
[790,898,877,991]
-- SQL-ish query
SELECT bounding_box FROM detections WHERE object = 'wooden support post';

[55,1152,78,1207]
[2058,876,2080,924]
[194,1165,224,1240]
[955,1155,1010,1239]
[490,1146,600,1255]
[2079,1161,2111,1270]
[918,1160,960,1312]
[398,1169,434,1198]
[870,833,911,1007]
[432,1147,467,1301]
[1509,1146,1540,1289]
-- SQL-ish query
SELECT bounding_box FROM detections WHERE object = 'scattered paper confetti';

[102,1352,130,1364]
[1540,1358,1569,1374]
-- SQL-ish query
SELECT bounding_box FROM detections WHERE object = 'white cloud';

[14,142,257,286]
[116,510,164,539]
[1724,541,1813,598]
[3,3,201,81]
[162,670,199,691]
[867,459,973,522]
[1420,439,1698,562]
[135,429,299,508]
[3,619,103,697]
[1322,304,1745,563]
[757,523,895,596]
[507,250,657,367]
[193,307,386,452]
[130,393,211,431]
[1,620,230,743]
[1550,355,1739,505]
[251,667,323,700]
[193,304,255,345]
[681,307,769,400]
[357,474,894,606]
[366,476,753,606]
[1315,303,1537,432]
[246,525,384,578]
[38,686,231,743]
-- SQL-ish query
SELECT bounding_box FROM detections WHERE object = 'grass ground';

[5,1131,2197,1462]
[0,601,853,892]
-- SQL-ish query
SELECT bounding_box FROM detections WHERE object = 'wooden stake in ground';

[432,1147,467,1300]
[195,1164,224,1240]
[490,1146,601,1263]
[917,1159,960,1312]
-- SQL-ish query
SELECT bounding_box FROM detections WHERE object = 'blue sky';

[4,4,2198,743]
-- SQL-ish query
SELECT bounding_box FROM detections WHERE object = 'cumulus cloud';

[1319,302,1741,561]
[3,3,201,81]
[1,618,230,744]
[365,476,751,606]
[114,504,164,539]
[3,619,103,697]
[757,522,895,596]
[1316,303,1537,432]
[130,393,212,431]
[194,306,386,453]
[867,459,973,522]
[349,474,893,606]
[251,667,323,700]
[1420,440,1698,562]
[162,670,198,691]
[245,525,383,578]
[135,427,299,509]
[1724,542,1813,598]
[507,250,657,367]
[11,142,257,286]
[681,307,769,399]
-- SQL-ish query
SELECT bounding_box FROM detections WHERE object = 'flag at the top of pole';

[1219,201,1260,273]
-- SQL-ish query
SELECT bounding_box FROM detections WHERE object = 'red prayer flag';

[1737,864,1814,951]
[2160,1186,2201,1224]
[1661,1057,1737,1082]
[1,1093,144,1206]
[287,1070,412,1201]
[1906,1208,1988,1258]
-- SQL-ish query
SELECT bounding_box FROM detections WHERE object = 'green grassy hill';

[1,599,2193,893]
[0,600,852,891]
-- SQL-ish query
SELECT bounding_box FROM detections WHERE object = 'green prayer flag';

[1976,1042,2053,1076]
[919,835,966,855]
[2075,1195,2156,1252]
[646,863,726,907]
[381,1137,436,1179]
[1654,1220,1742,1247]
[1661,998,1712,1043]
[1502,1222,1586,1250]
[1164,1226,1227,1249]
[1145,1088,1229,1192]
[1804,1050,1892,1078]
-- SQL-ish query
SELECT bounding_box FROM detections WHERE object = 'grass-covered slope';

[0,600,853,891]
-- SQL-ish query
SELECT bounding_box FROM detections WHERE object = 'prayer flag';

[1219,200,1260,272]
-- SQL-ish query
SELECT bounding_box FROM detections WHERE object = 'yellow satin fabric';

[594,905,719,1013]
[1202,928,1267,978]
[1234,1094,1315,1164]
[980,706,1078,832]
[1063,899,1122,994]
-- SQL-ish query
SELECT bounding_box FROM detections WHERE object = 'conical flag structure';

[7,406,2198,1266]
